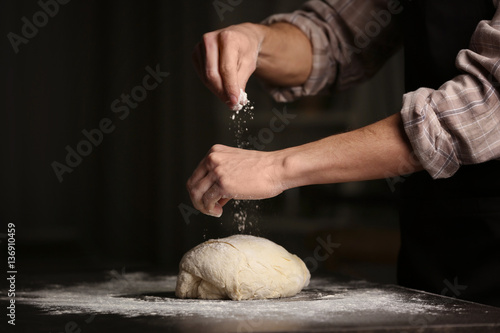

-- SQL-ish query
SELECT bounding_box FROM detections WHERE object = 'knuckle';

[186,181,194,195]
[193,202,203,213]
[208,145,222,157]
[212,165,223,178]
[211,144,224,151]
[219,64,235,76]
[216,175,231,194]
[187,187,197,201]
[204,68,218,81]
[218,29,236,44]
[202,32,215,46]
[212,165,227,181]
[206,152,219,166]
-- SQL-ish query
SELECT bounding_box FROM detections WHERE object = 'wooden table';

[6,271,500,332]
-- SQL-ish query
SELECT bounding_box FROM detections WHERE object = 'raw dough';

[175,235,310,300]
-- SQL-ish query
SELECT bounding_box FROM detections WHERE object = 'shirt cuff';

[261,9,336,103]
[400,88,460,179]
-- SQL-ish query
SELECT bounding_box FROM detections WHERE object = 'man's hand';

[192,22,313,109]
[192,23,265,109]
[186,144,286,217]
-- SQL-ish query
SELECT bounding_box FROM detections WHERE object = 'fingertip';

[211,211,223,218]
[229,94,238,107]
[208,203,223,218]
[227,88,249,111]
[203,184,223,217]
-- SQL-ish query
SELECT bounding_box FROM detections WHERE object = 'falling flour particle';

[227,91,258,232]
[229,91,254,150]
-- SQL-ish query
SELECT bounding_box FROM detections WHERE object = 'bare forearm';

[279,113,423,189]
[187,113,422,217]
[255,22,313,87]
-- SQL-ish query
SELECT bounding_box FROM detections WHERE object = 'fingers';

[187,175,225,217]
[186,144,282,217]
[188,177,226,218]
[218,31,241,107]
[187,158,208,191]
[187,145,228,190]
[187,171,212,209]
[203,183,224,217]
[187,145,232,217]
[193,27,257,109]
[202,33,227,103]
[238,55,257,93]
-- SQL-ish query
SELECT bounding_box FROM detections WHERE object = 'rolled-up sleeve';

[261,0,403,102]
[401,6,500,179]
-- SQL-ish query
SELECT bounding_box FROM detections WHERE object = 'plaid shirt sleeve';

[260,0,404,102]
[401,4,500,179]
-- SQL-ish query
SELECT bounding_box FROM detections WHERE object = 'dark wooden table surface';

[3,271,500,332]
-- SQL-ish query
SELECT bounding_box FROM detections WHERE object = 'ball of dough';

[175,235,310,300]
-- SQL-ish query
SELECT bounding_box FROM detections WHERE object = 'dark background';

[1,0,405,283]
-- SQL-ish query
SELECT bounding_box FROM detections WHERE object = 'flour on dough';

[175,235,310,300]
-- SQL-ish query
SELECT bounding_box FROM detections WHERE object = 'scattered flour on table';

[8,272,452,323]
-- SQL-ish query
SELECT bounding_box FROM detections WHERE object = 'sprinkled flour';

[228,89,259,233]
[229,88,254,150]
[231,88,249,112]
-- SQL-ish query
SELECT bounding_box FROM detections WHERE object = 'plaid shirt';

[262,0,500,179]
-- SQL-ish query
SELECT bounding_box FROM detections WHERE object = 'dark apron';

[398,0,500,307]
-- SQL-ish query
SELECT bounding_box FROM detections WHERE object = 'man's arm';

[280,113,422,188]
[187,113,422,217]
[193,0,403,109]
[400,5,500,179]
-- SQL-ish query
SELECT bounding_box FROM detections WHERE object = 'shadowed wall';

[1,0,404,281]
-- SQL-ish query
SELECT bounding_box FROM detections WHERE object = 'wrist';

[254,22,313,87]
[248,23,269,69]
[272,146,309,192]
[276,139,344,189]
